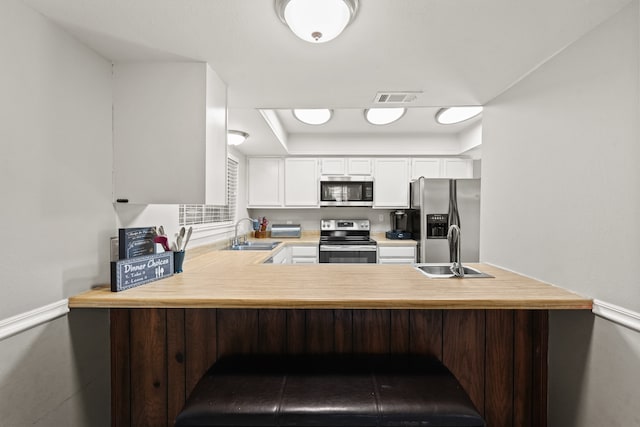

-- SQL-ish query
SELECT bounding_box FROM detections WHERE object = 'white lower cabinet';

[377,245,416,264]
[290,245,318,264]
[271,246,290,264]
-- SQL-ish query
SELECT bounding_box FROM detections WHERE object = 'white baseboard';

[593,299,640,333]
[0,299,69,341]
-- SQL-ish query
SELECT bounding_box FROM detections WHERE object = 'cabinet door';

[347,158,372,175]
[247,158,283,207]
[373,159,410,208]
[442,159,473,178]
[113,62,227,204]
[292,257,317,264]
[205,65,228,206]
[378,246,416,259]
[411,158,442,179]
[285,158,319,207]
[377,245,416,264]
[272,247,289,264]
[320,158,345,175]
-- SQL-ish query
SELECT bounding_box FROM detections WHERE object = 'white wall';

[287,133,463,156]
[481,2,640,425]
[248,207,394,234]
[0,0,114,424]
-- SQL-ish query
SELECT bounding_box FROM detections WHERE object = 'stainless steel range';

[319,219,377,264]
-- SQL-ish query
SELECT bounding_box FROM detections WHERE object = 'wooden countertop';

[69,240,591,310]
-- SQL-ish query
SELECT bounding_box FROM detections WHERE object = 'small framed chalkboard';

[111,252,174,292]
[118,227,156,259]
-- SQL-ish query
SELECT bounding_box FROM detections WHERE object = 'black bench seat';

[175,355,485,427]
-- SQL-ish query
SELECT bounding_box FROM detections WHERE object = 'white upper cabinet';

[411,158,474,180]
[320,158,372,175]
[285,158,319,207]
[247,157,283,207]
[320,158,345,175]
[373,158,410,208]
[442,159,474,178]
[411,158,442,179]
[347,158,372,175]
[113,62,227,204]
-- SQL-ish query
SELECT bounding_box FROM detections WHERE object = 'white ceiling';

[21,0,631,156]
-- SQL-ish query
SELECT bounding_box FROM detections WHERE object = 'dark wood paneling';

[514,310,533,427]
[217,309,259,357]
[130,308,167,427]
[532,311,549,427]
[409,309,443,358]
[114,308,549,427]
[166,309,186,426]
[390,310,410,354]
[443,310,486,415]
[306,309,335,353]
[258,309,287,354]
[110,309,131,427]
[485,310,515,427]
[333,309,353,354]
[184,309,216,396]
[353,309,390,354]
[286,309,306,354]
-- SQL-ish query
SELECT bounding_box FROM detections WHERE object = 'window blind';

[179,157,238,226]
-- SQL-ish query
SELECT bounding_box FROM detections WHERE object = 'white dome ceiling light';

[227,130,249,146]
[293,108,333,125]
[364,108,407,126]
[275,0,359,44]
[435,106,483,125]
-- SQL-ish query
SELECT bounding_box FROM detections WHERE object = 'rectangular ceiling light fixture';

[373,91,422,104]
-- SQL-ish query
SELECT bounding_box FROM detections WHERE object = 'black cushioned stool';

[175,355,485,427]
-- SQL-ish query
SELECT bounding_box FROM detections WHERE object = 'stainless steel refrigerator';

[409,178,481,263]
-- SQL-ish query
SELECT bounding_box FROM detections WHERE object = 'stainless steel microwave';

[320,176,374,207]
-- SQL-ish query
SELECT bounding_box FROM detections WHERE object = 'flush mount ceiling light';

[275,0,359,43]
[435,106,483,125]
[364,108,407,126]
[293,108,333,125]
[227,130,249,146]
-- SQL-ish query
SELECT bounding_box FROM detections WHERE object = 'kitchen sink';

[225,241,281,251]
[414,263,494,279]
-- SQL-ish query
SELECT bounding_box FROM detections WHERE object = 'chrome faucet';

[233,217,257,246]
[447,224,464,277]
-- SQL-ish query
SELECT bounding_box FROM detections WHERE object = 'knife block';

[254,231,268,238]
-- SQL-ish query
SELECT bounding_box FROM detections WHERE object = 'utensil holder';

[174,250,186,273]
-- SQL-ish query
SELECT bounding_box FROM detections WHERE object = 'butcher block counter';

[69,241,590,310]
[79,242,591,427]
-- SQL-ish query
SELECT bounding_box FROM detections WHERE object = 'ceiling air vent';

[373,91,421,104]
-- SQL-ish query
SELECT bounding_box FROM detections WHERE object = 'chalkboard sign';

[110,252,174,292]
[118,227,156,259]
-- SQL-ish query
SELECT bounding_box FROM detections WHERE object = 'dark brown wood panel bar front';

[110,308,549,427]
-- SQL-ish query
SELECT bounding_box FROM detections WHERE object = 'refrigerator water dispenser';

[426,214,448,239]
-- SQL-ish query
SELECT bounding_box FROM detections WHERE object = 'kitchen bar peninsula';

[69,245,591,427]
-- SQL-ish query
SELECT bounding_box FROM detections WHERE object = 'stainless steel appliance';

[409,178,481,263]
[320,177,374,207]
[319,219,377,263]
[385,210,412,240]
[270,224,302,238]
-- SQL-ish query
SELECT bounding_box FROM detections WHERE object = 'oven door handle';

[319,245,378,252]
